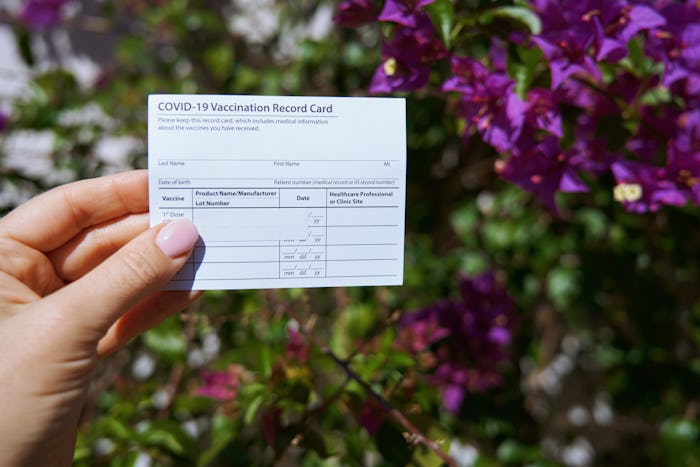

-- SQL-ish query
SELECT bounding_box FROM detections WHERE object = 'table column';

[326,188,402,280]
[191,188,281,282]
[279,189,327,279]
[157,188,195,283]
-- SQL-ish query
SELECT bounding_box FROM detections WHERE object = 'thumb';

[42,219,199,340]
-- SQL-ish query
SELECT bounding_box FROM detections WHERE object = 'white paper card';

[148,94,406,290]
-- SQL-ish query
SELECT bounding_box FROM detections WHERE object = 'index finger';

[0,170,149,252]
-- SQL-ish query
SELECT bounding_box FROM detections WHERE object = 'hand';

[0,170,201,466]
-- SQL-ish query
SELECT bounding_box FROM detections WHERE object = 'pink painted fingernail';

[155,219,199,258]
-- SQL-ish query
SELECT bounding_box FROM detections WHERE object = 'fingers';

[41,219,199,344]
[0,271,42,307]
[0,238,64,297]
[48,213,149,283]
[0,170,148,253]
[97,290,203,356]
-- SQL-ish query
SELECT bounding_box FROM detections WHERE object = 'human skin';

[0,170,201,466]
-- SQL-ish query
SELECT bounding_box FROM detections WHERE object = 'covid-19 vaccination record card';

[148,94,406,290]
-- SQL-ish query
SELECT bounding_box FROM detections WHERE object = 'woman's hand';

[0,170,201,466]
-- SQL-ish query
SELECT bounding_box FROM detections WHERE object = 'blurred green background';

[1,1,700,466]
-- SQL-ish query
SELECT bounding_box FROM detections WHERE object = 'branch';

[285,302,457,467]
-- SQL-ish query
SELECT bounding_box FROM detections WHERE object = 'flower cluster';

[398,272,515,413]
[18,0,72,30]
[195,365,243,401]
[0,110,8,133]
[335,0,447,93]
[335,0,700,213]
[286,324,310,364]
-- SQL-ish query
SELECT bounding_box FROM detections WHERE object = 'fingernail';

[155,219,199,258]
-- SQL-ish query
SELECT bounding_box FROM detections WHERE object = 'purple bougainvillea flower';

[587,2,666,61]
[611,160,688,213]
[399,272,516,414]
[19,0,71,30]
[616,109,700,210]
[553,74,610,113]
[522,88,562,138]
[673,109,700,157]
[442,56,490,92]
[609,71,657,107]
[262,408,282,446]
[531,0,600,89]
[568,115,620,175]
[441,384,466,414]
[498,136,588,213]
[667,110,700,204]
[532,32,600,89]
[333,0,379,28]
[378,0,435,27]
[358,397,388,435]
[666,161,700,206]
[369,14,446,93]
[195,366,241,401]
[427,360,504,412]
[627,105,680,162]
[397,313,449,354]
[0,110,8,133]
[531,0,663,87]
[286,326,310,364]
[614,4,666,43]
[645,2,700,102]
[443,56,525,152]
[488,326,512,345]
[369,54,431,93]
[489,38,509,73]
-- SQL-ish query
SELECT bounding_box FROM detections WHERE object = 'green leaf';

[661,419,699,444]
[575,208,607,241]
[138,420,198,459]
[450,205,479,239]
[287,381,311,404]
[100,417,134,441]
[173,394,215,415]
[15,27,35,66]
[481,6,542,35]
[496,439,539,464]
[345,303,377,339]
[505,47,540,98]
[203,45,234,82]
[143,325,186,362]
[260,345,272,378]
[427,0,455,48]
[244,394,265,425]
[483,220,516,249]
[459,251,489,275]
[198,436,252,467]
[623,37,662,77]
[639,86,672,106]
[239,382,268,398]
[300,427,329,458]
[546,266,579,308]
[661,419,700,467]
[209,412,238,446]
[376,422,411,466]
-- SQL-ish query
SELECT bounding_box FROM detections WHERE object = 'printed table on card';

[148,94,406,290]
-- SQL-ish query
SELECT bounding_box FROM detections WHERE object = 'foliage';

[1,0,700,465]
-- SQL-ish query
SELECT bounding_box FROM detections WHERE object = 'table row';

[187,243,398,262]
[173,258,401,281]
[158,187,400,208]
[158,207,401,246]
